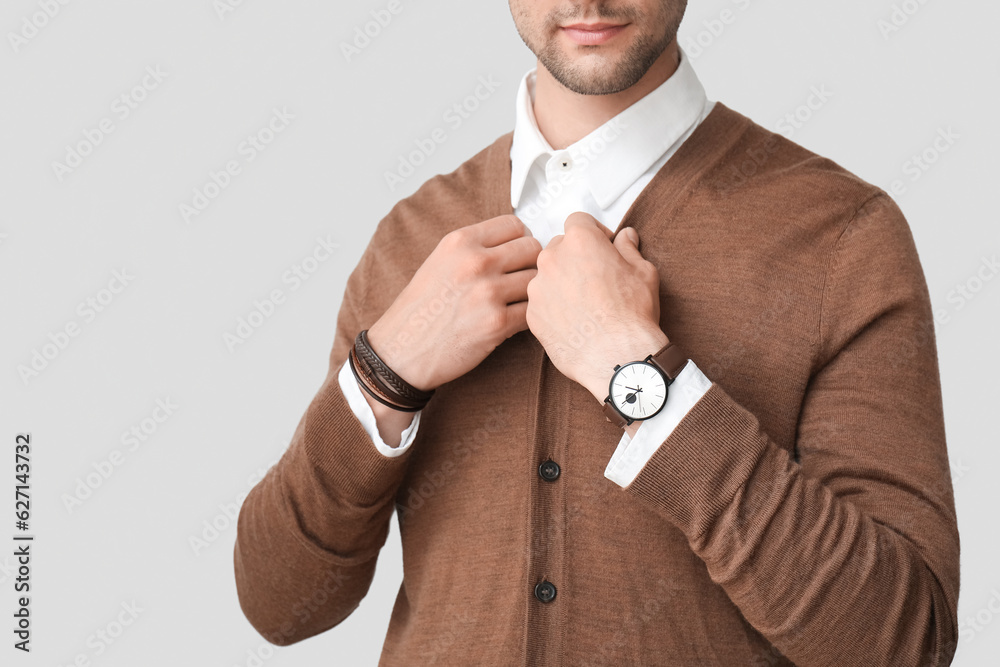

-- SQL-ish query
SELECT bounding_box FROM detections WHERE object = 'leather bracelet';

[357,329,435,404]
[349,330,434,411]
[348,346,423,412]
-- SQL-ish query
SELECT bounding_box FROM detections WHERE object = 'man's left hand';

[525,211,670,404]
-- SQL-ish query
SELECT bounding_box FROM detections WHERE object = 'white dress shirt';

[338,46,715,487]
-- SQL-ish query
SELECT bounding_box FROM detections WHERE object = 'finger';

[492,234,542,273]
[613,226,646,267]
[497,267,536,303]
[469,214,531,248]
[564,211,612,239]
[503,300,530,338]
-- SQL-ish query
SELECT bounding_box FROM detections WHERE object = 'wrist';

[584,325,670,404]
[366,322,434,392]
[358,384,415,449]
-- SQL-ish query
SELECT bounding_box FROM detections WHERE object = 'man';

[234,1,961,665]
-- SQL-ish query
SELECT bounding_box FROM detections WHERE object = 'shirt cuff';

[604,359,712,488]
[337,358,420,458]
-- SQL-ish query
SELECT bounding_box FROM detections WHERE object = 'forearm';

[625,382,959,666]
[234,372,413,645]
[233,461,384,645]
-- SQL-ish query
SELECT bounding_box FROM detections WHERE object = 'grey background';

[1,0,997,665]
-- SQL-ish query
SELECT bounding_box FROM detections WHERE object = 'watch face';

[609,362,667,421]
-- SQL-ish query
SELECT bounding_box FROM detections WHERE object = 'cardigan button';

[534,580,557,603]
[538,459,560,482]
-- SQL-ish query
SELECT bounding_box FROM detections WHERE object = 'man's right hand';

[366,214,541,393]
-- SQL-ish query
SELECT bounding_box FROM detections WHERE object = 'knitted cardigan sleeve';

[233,237,413,646]
[624,192,961,667]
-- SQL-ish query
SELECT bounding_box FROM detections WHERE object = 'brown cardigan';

[233,102,960,666]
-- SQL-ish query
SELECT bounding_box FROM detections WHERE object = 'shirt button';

[557,154,573,171]
[534,580,557,603]
[538,459,560,482]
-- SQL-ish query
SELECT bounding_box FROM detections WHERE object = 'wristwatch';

[602,341,688,429]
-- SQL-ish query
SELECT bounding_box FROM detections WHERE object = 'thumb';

[614,226,644,265]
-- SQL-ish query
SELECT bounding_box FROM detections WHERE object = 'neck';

[532,40,680,150]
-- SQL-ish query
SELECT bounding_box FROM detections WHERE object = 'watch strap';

[648,341,687,380]
[603,398,630,429]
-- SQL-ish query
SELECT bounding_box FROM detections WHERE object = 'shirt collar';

[510,46,708,210]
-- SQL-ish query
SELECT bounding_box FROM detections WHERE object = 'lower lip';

[561,24,627,46]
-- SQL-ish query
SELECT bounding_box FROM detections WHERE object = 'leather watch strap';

[648,341,687,380]
[602,400,630,429]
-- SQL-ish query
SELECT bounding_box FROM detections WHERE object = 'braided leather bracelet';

[347,329,434,412]
[349,346,422,412]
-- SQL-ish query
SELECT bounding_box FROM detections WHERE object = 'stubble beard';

[517,4,680,96]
